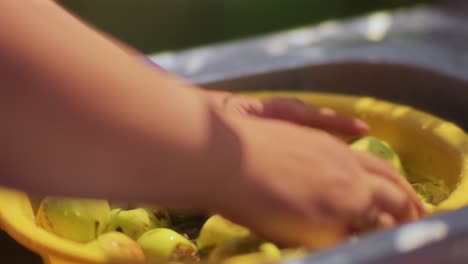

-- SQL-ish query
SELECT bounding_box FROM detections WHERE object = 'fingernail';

[354,119,370,131]
[378,213,396,229]
[420,203,429,216]
[319,107,336,115]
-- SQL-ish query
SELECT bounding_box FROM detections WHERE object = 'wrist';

[188,110,247,210]
[196,113,268,214]
[202,90,235,110]
[137,91,245,210]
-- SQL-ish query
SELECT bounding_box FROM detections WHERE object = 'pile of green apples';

[35,136,430,263]
[35,198,281,263]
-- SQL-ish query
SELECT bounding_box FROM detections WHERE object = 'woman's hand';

[214,114,424,248]
[204,90,424,247]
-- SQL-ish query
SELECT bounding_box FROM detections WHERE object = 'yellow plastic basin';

[1,91,468,264]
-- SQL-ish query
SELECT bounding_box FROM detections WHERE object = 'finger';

[348,205,381,233]
[260,98,369,136]
[223,95,264,115]
[307,107,370,136]
[377,212,397,230]
[354,150,426,216]
[354,151,426,216]
[370,175,419,223]
[330,132,363,144]
[350,210,396,235]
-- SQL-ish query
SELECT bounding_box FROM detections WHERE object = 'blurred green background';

[58,0,435,54]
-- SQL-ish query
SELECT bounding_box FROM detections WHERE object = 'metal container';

[150,6,468,263]
[152,7,468,130]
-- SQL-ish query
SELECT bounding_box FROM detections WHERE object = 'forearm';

[0,0,240,207]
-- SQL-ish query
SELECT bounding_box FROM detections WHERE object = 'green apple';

[351,136,405,175]
[208,236,262,262]
[107,207,170,240]
[140,205,171,227]
[137,228,198,261]
[259,242,281,259]
[36,197,110,243]
[196,214,250,251]
[85,231,145,261]
[108,202,131,210]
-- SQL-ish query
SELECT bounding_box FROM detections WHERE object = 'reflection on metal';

[287,21,342,47]
[365,11,392,42]
[150,52,176,69]
[264,38,289,56]
[151,7,468,85]
[183,53,207,75]
[395,221,449,252]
